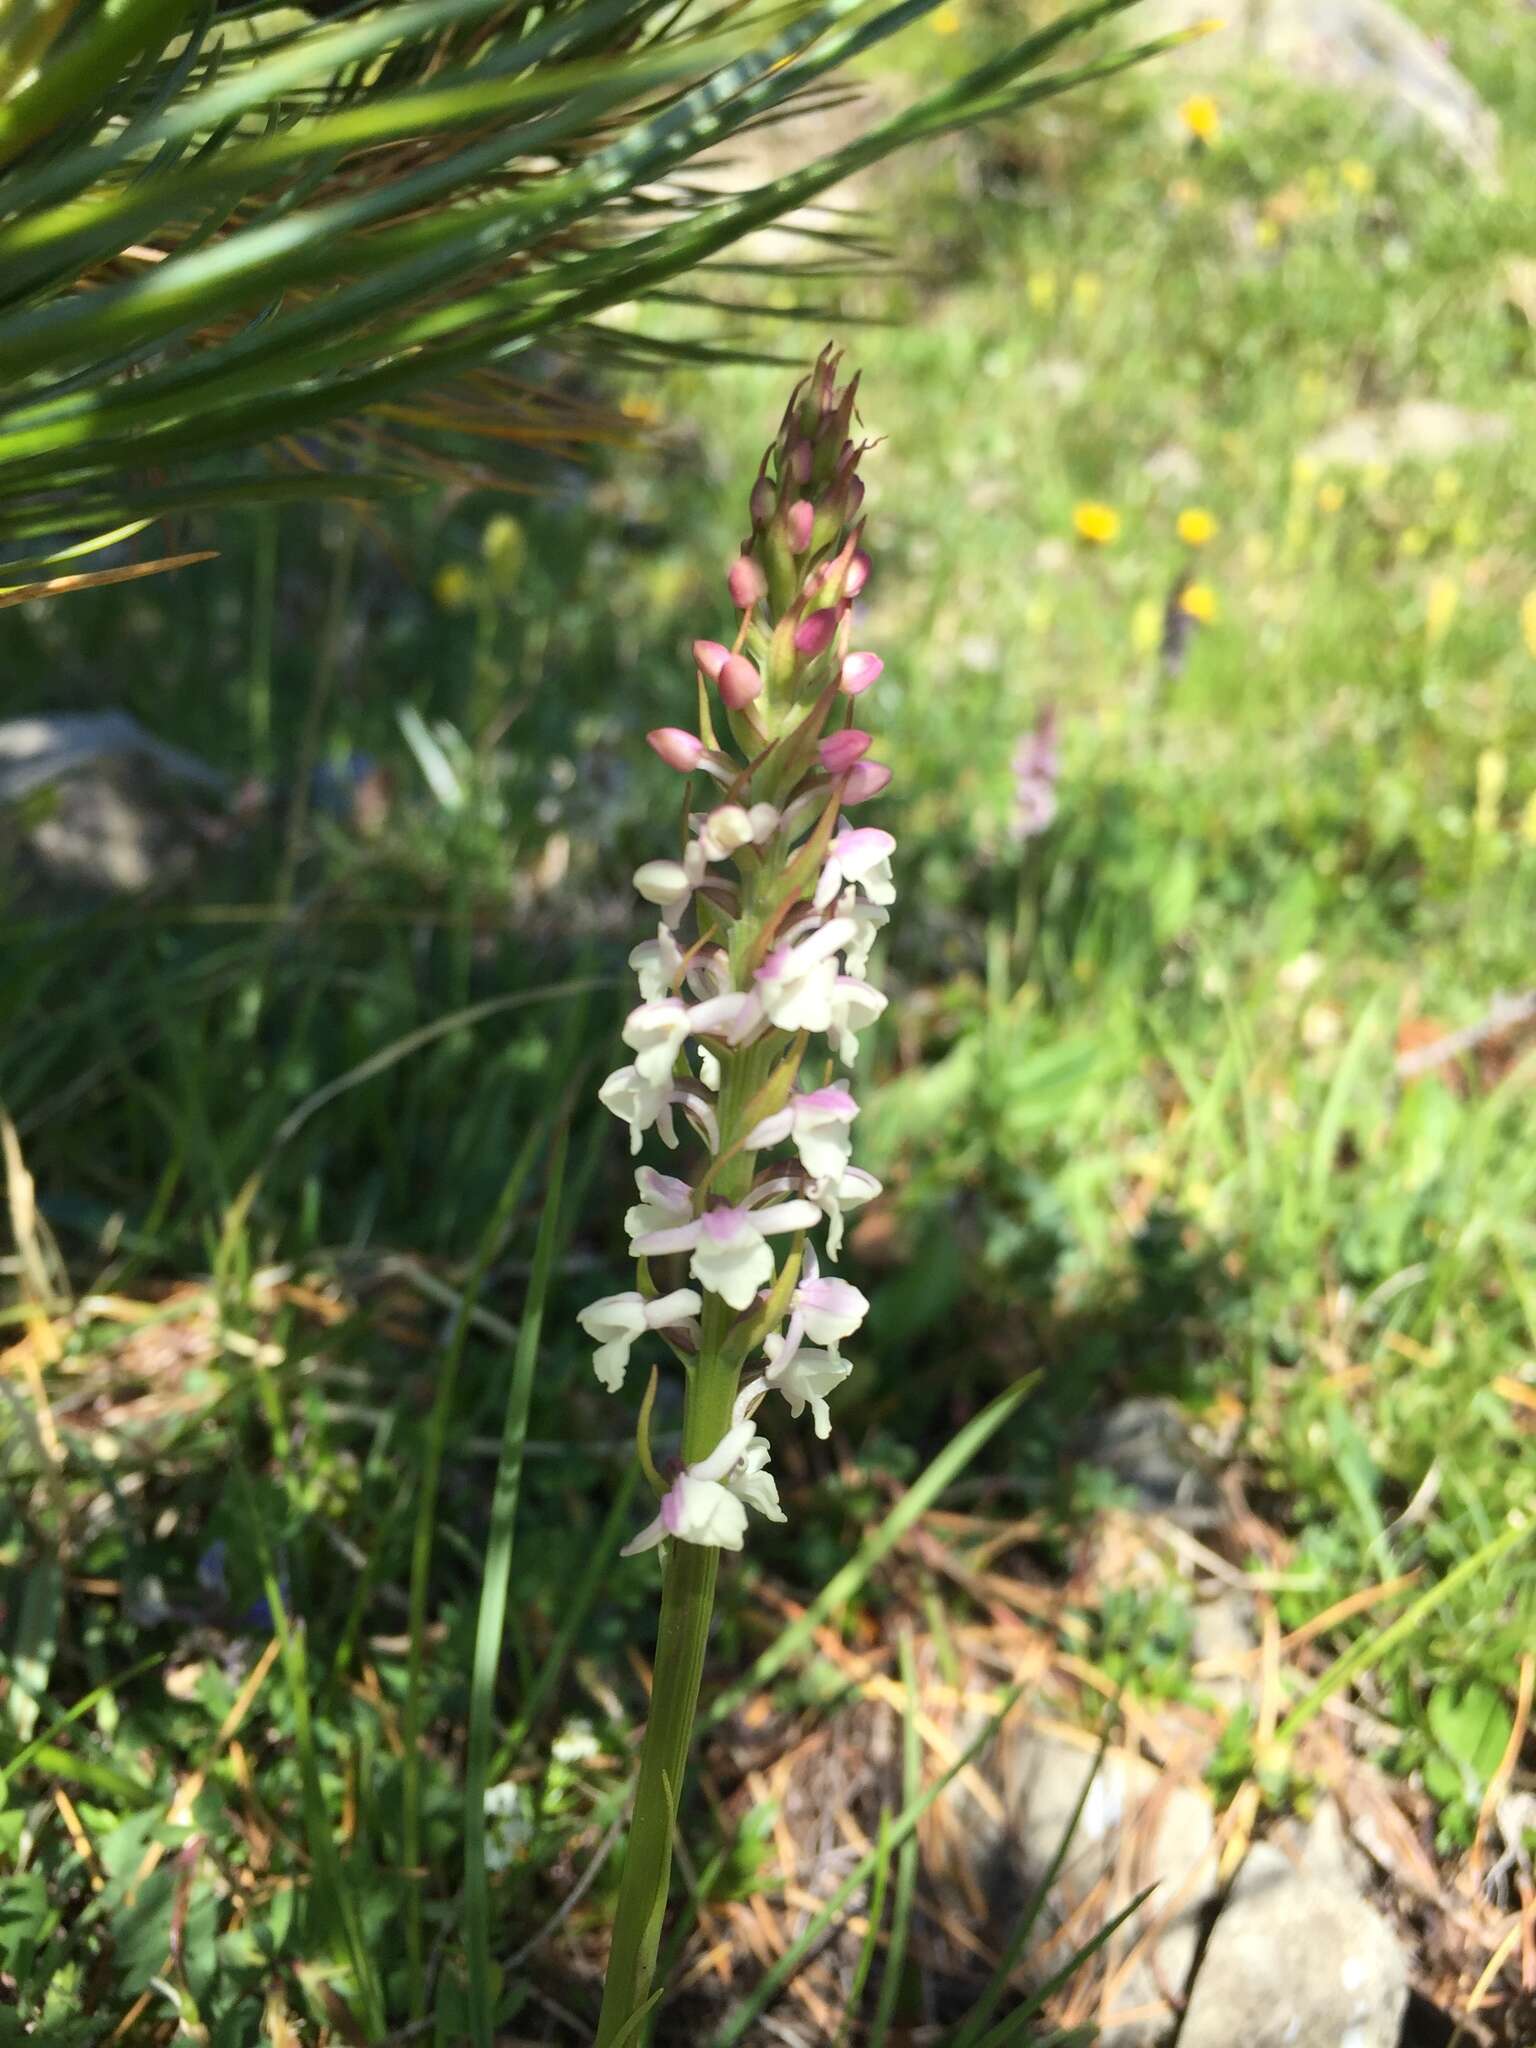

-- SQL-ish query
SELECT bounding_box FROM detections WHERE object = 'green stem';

[595,1350,737,2045]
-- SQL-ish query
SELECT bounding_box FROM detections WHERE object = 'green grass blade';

[463,1120,570,2048]
[1308,995,1383,1209]
[400,1117,549,2018]
[708,1377,1033,1723]
[0,1651,161,1796]
[867,1628,920,2048]
[969,1887,1154,2048]
[833,1808,893,2048]
[1270,1516,1534,1752]
[948,1700,1124,2048]
[495,1455,643,1773]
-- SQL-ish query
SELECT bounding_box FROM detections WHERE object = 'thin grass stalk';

[866,1628,920,2046]
[400,1120,547,2016]
[463,1120,570,2047]
[239,1465,386,2038]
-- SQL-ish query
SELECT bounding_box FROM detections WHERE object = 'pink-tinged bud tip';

[727,556,767,609]
[840,651,883,697]
[844,550,872,596]
[789,439,814,484]
[750,476,775,527]
[693,638,730,682]
[818,729,872,774]
[843,760,893,803]
[718,653,763,710]
[794,609,838,657]
[647,727,706,772]
[786,500,815,553]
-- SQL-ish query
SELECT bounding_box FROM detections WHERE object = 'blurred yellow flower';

[1291,454,1320,487]
[1424,575,1459,646]
[1180,582,1218,622]
[619,392,663,425]
[1254,217,1280,250]
[1400,526,1429,557]
[1073,272,1104,311]
[1475,747,1507,837]
[1522,589,1536,659]
[434,563,475,612]
[1073,501,1121,544]
[1338,159,1374,195]
[1027,269,1057,311]
[1180,94,1219,144]
[1316,481,1345,515]
[1177,507,1218,547]
[1432,467,1462,503]
[482,513,525,576]
[931,4,962,30]
[1131,598,1162,654]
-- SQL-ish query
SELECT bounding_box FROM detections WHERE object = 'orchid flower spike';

[582,348,894,1560]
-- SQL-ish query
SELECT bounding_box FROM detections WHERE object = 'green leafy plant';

[0,0,1167,596]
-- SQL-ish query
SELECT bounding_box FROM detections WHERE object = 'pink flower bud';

[647,727,706,772]
[789,439,814,484]
[786,500,815,553]
[843,760,892,803]
[750,476,775,528]
[794,609,838,657]
[844,550,872,596]
[840,651,883,696]
[718,653,763,710]
[693,639,730,681]
[818,729,872,774]
[727,555,767,609]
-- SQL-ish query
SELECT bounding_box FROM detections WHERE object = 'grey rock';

[1082,1397,1221,1526]
[1178,1831,1409,2048]
[1304,400,1512,471]
[1189,1586,1257,1717]
[1132,0,1499,188]
[0,711,227,897]
[1002,1730,1218,2047]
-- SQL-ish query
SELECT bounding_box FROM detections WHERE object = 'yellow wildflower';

[1177,507,1218,547]
[619,392,663,425]
[1131,599,1162,655]
[434,563,475,612]
[1475,747,1507,837]
[1072,272,1104,312]
[1073,501,1121,545]
[1424,576,1459,646]
[1317,482,1346,515]
[1180,94,1219,145]
[1338,159,1374,195]
[1027,270,1057,312]
[1254,217,1280,250]
[1522,589,1536,659]
[482,513,526,595]
[931,3,962,30]
[1180,582,1218,622]
[1291,454,1320,488]
[1400,526,1429,557]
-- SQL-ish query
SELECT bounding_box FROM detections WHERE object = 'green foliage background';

[3,0,1536,2037]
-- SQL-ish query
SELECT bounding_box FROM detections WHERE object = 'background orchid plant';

[578,349,892,2039]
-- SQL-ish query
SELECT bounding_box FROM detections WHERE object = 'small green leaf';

[1427,1680,1511,1787]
